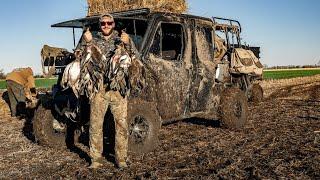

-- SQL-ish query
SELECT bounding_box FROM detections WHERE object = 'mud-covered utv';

[213,17,263,102]
[33,8,261,155]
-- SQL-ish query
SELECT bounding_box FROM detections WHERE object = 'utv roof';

[51,8,213,28]
[213,17,242,32]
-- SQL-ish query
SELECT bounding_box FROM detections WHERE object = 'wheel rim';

[129,115,149,143]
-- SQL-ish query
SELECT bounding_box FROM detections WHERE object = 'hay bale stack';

[87,0,188,16]
[0,96,10,117]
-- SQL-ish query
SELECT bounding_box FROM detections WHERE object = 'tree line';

[0,69,5,79]
[264,64,320,69]
[0,69,45,80]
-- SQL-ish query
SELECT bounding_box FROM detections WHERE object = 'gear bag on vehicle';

[231,48,263,76]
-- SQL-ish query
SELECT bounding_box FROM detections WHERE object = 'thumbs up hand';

[83,28,93,43]
[120,30,130,45]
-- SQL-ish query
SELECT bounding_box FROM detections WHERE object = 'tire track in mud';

[266,81,320,100]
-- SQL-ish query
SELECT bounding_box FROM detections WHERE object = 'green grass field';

[263,69,320,80]
[0,78,58,89]
[0,68,320,89]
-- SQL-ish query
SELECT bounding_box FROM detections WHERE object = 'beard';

[102,28,113,36]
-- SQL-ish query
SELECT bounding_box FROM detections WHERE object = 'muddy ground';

[0,76,319,179]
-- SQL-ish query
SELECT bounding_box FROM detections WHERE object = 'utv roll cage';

[44,8,214,73]
[212,17,242,49]
[51,8,213,46]
[212,17,260,59]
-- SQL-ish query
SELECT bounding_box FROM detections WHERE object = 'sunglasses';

[100,21,114,26]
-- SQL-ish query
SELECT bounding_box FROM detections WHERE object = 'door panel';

[145,21,190,120]
[190,22,216,112]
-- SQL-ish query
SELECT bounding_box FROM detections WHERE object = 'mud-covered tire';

[33,104,67,149]
[127,99,161,155]
[220,87,248,129]
[249,84,263,102]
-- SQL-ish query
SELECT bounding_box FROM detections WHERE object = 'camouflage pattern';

[231,48,263,76]
[79,31,137,167]
[6,80,26,117]
[89,88,128,166]
[214,35,227,61]
[79,31,133,99]
[6,68,37,116]
[6,67,36,96]
[41,45,69,61]
[93,31,121,59]
[40,45,71,77]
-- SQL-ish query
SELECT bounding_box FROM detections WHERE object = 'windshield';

[76,18,148,51]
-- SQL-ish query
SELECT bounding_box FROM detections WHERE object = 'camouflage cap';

[100,13,114,22]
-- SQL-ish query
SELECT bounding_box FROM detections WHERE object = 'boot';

[116,158,128,169]
[88,158,104,169]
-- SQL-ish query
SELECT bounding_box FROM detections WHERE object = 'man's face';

[100,16,115,36]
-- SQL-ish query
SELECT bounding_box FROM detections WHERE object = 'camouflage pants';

[89,89,128,165]
[6,80,26,117]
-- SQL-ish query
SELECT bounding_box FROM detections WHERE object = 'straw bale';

[87,0,188,16]
[0,95,10,117]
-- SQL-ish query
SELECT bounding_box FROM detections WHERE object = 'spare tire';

[220,87,248,129]
[127,99,161,155]
[33,103,67,149]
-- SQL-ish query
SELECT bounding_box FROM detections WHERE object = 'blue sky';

[0,0,319,74]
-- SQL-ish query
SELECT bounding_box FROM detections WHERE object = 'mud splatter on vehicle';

[33,9,262,159]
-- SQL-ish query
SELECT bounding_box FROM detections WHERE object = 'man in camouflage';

[81,14,135,169]
[6,67,37,117]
